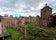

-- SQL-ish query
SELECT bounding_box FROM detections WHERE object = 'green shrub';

[23,23,56,40]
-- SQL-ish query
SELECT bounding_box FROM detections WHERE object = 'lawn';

[6,27,23,40]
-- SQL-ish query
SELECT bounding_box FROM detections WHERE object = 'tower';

[41,3,52,26]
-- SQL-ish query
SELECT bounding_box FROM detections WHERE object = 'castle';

[41,4,52,26]
[1,4,52,36]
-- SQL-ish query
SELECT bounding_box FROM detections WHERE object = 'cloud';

[0,0,56,17]
[36,2,47,9]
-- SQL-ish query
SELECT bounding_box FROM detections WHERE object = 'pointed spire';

[45,3,47,6]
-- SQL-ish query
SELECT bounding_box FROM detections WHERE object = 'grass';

[6,27,23,40]
[6,23,56,40]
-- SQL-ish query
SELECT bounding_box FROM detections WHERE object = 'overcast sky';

[0,0,56,17]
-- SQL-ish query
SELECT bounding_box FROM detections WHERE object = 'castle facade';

[1,4,52,36]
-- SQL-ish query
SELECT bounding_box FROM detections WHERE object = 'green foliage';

[6,23,56,40]
[51,15,56,27]
[22,23,56,40]
[50,13,56,27]
[6,27,23,40]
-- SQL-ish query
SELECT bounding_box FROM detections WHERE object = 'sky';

[0,0,56,17]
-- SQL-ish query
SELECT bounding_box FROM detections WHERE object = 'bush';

[22,23,56,40]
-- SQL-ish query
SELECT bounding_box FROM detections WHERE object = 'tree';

[50,14,56,27]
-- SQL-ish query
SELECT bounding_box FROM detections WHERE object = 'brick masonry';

[1,4,52,36]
